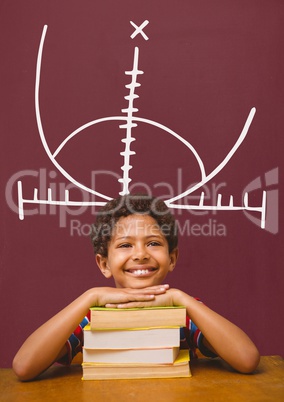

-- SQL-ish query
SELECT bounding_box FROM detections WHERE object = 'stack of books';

[82,306,191,380]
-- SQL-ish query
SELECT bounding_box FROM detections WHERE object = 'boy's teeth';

[133,269,148,276]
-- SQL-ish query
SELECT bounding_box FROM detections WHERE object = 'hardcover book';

[83,346,180,364]
[84,324,181,349]
[82,350,191,380]
[89,306,186,330]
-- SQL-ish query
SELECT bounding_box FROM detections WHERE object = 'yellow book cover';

[82,350,191,380]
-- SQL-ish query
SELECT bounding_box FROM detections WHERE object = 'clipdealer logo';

[5,167,279,236]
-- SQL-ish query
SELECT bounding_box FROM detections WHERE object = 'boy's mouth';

[125,267,158,277]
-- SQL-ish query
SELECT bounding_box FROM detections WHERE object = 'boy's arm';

[107,288,260,374]
[174,290,260,373]
[12,285,168,381]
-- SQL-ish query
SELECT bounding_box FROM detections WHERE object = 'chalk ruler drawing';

[17,23,267,228]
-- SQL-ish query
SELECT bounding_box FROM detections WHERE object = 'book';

[89,306,186,330]
[82,350,191,380]
[82,306,191,381]
[83,324,181,349]
[83,346,180,364]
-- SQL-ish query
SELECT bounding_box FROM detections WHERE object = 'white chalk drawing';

[17,24,267,228]
[130,20,149,40]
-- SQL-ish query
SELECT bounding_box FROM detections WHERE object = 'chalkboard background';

[1,0,283,367]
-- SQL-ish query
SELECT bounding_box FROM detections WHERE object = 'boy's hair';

[90,194,178,257]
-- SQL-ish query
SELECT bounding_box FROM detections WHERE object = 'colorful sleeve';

[181,297,218,358]
[56,312,90,365]
[186,316,217,358]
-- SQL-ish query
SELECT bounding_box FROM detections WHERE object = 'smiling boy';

[13,195,260,381]
[96,214,176,288]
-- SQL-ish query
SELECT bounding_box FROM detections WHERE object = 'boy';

[13,194,260,381]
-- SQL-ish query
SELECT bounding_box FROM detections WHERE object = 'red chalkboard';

[1,0,283,367]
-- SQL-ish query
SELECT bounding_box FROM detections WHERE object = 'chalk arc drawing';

[36,25,256,206]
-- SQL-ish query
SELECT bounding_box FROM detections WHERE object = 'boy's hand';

[104,288,180,309]
[89,285,170,307]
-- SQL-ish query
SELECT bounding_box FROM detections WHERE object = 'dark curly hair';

[90,194,178,257]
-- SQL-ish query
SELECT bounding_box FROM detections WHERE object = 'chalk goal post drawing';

[17,24,267,228]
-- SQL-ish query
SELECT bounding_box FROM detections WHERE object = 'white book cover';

[83,346,180,364]
[83,325,181,349]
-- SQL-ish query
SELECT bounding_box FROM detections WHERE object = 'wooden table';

[0,356,283,402]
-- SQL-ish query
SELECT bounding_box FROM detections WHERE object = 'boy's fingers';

[116,302,153,309]
[128,284,169,294]
[105,294,155,307]
[105,302,149,309]
[146,284,170,290]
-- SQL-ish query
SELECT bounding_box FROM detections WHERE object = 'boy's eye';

[148,241,161,247]
[118,243,132,248]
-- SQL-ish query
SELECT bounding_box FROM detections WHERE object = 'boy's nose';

[132,245,149,261]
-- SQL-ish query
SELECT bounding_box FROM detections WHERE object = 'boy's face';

[96,214,178,289]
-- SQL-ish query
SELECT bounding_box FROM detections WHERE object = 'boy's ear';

[169,248,179,272]
[96,254,112,279]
